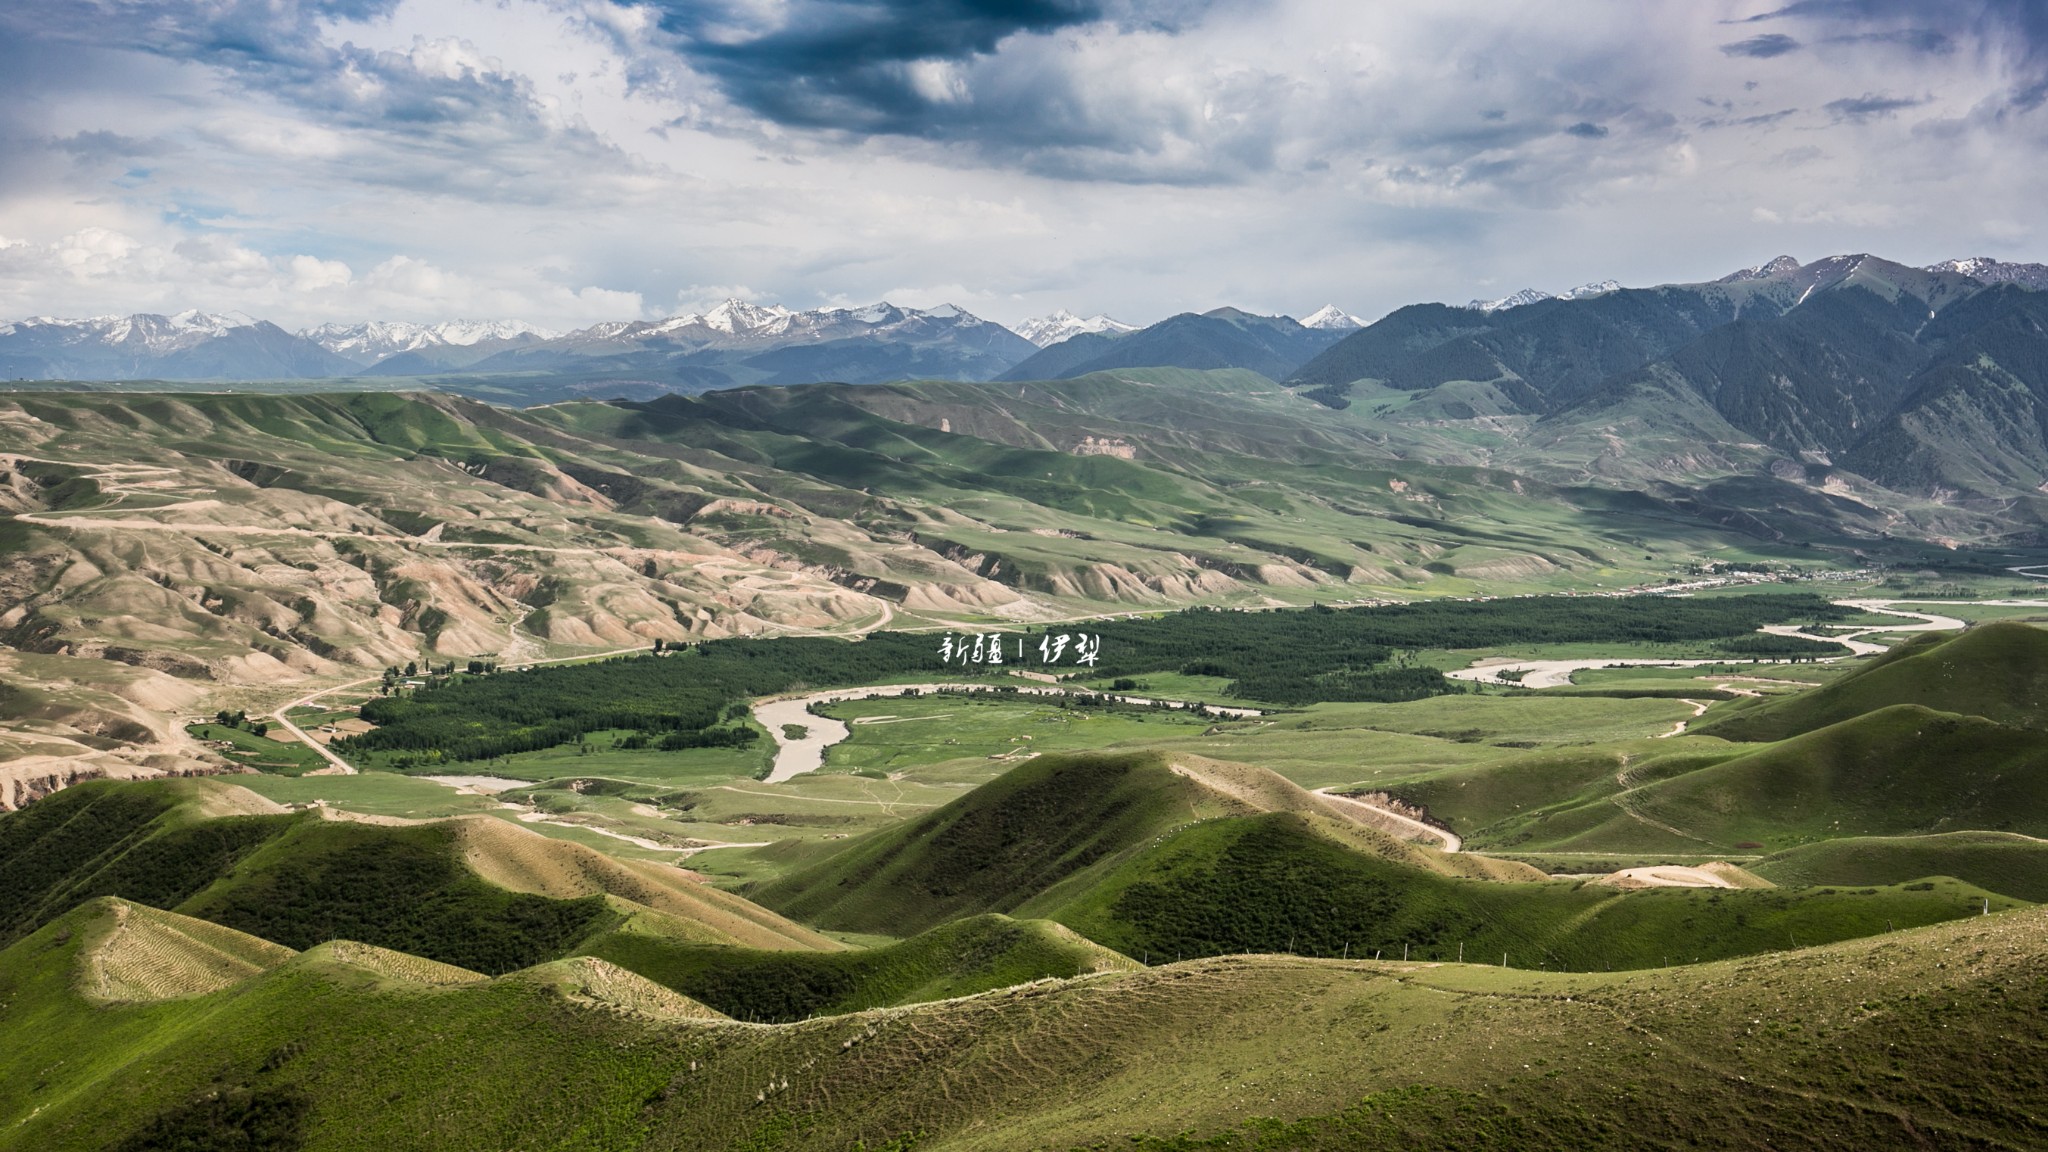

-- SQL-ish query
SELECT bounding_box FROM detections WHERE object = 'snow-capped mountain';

[301,319,558,365]
[449,299,1039,387]
[1925,257,2048,291]
[1465,281,1621,313]
[1558,280,1621,300]
[0,310,260,352]
[1299,305,1363,331]
[1013,309,1139,347]
[0,311,355,380]
[642,300,796,340]
[1717,255,1804,283]
[999,306,1350,383]
[1467,288,1552,313]
[596,299,1018,351]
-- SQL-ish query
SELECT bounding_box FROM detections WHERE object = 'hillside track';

[1312,787,1462,851]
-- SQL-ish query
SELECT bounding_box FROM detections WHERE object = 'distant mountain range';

[300,319,560,373]
[1290,253,2048,501]
[0,297,1372,387]
[6,258,2048,445]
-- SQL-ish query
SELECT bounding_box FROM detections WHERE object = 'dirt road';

[1312,787,1461,851]
[1599,865,1740,889]
[1653,699,1711,739]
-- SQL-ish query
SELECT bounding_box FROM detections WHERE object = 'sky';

[1,0,2045,331]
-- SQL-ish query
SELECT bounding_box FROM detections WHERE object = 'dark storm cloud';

[1564,121,1609,138]
[1732,0,2048,114]
[1824,93,1928,121]
[3,0,636,201]
[1721,33,1803,57]
[1825,28,1953,53]
[651,0,1232,149]
[1733,0,2045,55]
[50,130,166,161]
[657,0,1106,132]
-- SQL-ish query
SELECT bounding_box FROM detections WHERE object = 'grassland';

[185,722,330,776]
[1697,621,2048,741]
[6,894,2048,1150]
[815,691,1217,774]
[1753,832,2048,900]
[747,751,2017,976]
[580,912,1135,1023]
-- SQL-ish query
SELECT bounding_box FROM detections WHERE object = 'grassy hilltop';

[1696,620,2048,741]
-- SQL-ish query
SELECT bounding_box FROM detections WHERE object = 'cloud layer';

[0,0,2045,330]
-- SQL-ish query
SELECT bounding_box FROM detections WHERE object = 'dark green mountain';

[1288,253,2048,504]
[999,308,1345,381]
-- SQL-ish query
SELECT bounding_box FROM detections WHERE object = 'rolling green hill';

[747,752,1267,935]
[1040,809,2004,970]
[1414,704,2048,856]
[0,778,301,947]
[6,894,2048,1150]
[1696,621,2048,741]
[0,778,832,970]
[1753,831,2048,901]
[752,751,2009,972]
[1627,705,2048,849]
[580,912,1136,1023]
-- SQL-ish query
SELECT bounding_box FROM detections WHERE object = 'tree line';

[342,593,1848,762]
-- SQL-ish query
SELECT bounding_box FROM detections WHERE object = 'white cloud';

[0,0,2044,332]
[289,254,354,292]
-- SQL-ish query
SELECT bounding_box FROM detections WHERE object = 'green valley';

[11,263,2048,1149]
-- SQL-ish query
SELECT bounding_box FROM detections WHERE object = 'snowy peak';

[699,299,796,335]
[1467,288,1552,313]
[1464,279,1623,312]
[595,300,1011,352]
[1925,257,2048,290]
[3,311,263,353]
[1014,309,1139,347]
[1718,255,1804,283]
[430,319,559,346]
[301,319,559,362]
[1300,305,1363,331]
[1558,280,1622,300]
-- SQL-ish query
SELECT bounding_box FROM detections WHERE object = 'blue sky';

[1,0,2045,328]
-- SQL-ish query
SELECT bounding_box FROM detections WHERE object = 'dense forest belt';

[341,592,1850,766]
